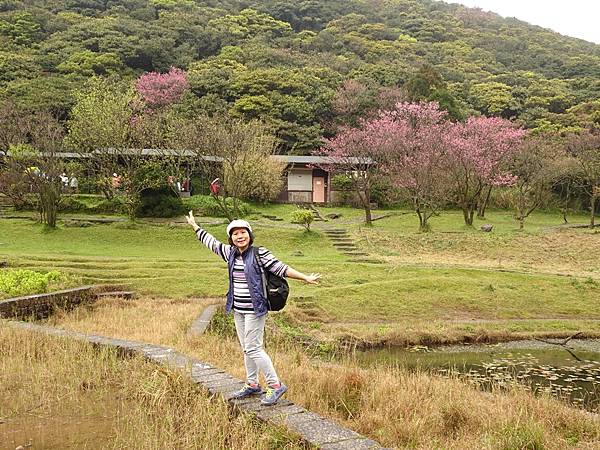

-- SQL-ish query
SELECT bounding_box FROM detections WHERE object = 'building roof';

[6,149,371,165]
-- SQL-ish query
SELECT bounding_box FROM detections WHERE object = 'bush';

[89,197,126,214]
[183,195,252,218]
[291,209,314,231]
[0,269,60,298]
[58,196,87,212]
[137,187,186,218]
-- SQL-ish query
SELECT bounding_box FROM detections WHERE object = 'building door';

[313,176,325,203]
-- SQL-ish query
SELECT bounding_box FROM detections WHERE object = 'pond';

[351,339,600,412]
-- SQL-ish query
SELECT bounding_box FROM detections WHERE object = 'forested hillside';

[1,0,599,152]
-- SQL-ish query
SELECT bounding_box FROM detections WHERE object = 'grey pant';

[233,311,279,387]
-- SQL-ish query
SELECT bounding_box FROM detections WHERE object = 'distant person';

[60,173,69,191]
[69,176,79,193]
[111,173,121,189]
[185,211,321,405]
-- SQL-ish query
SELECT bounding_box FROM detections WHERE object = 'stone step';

[350,259,384,264]
[95,291,135,300]
[332,244,358,249]
[342,252,369,256]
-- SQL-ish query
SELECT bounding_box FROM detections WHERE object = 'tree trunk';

[462,206,475,226]
[477,186,492,218]
[38,184,59,228]
[363,201,372,226]
[357,185,372,226]
[519,217,524,230]
[213,194,234,221]
[590,192,597,229]
[419,215,430,232]
[124,189,139,222]
[562,184,570,224]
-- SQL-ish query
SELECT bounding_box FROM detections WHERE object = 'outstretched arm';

[285,267,321,284]
[186,210,230,261]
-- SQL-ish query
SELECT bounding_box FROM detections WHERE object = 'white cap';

[226,219,252,236]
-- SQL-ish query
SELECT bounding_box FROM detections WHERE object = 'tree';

[134,68,196,199]
[66,77,165,221]
[447,117,526,226]
[0,100,29,210]
[0,103,66,227]
[177,114,284,219]
[551,155,582,224]
[372,102,451,231]
[316,122,379,225]
[135,67,190,108]
[506,134,559,229]
[566,130,600,228]
[291,209,314,231]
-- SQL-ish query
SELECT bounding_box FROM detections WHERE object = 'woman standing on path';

[186,211,321,405]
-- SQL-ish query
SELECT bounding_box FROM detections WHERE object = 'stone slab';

[275,414,363,446]
[255,403,306,421]
[320,438,384,450]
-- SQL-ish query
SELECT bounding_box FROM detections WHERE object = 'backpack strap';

[253,247,268,299]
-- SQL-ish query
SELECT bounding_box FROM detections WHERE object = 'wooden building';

[272,156,332,204]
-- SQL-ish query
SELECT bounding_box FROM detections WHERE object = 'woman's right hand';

[186,210,198,229]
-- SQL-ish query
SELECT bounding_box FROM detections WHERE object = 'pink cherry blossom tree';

[446,117,526,226]
[373,102,452,231]
[317,124,379,225]
[135,67,189,108]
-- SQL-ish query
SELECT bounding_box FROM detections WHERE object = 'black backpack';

[253,247,289,311]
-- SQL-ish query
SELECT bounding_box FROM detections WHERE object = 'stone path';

[1,289,387,449]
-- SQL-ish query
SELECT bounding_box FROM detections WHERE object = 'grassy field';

[0,326,307,450]
[1,205,599,345]
[2,205,600,448]
[33,297,600,450]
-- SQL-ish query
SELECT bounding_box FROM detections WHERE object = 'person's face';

[231,228,250,251]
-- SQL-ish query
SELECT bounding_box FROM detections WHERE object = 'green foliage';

[0,269,60,297]
[331,174,353,191]
[207,309,236,338]
[291,209,314,231]
[89,197,126,214]
[58,195,87,213]
[1,0,600,148]
[183,195,252,218]
[492,423,546,450]
[137,187,186,218]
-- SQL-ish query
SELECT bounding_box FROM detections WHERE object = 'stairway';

[323,228,369,257]
[323,228,384,263]
[0,195,12,217]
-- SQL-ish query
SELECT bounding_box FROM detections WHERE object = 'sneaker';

[231,383,263,399]
[260,383,288,406]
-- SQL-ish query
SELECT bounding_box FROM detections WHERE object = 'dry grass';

[0,326,308,450]
[361,227,600,279]
[47,298,600,450]
[45,296,213,346]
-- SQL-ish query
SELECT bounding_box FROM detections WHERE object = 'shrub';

[183,195,252,218]
[0,269,60,298]
[291,209,314,231]
[136,187,186,218]
[58,196,87,212]
[89,197,126,214]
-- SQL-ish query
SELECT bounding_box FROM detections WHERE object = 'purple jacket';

[225,245,268,316]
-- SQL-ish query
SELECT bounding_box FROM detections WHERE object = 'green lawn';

[1,205,599,345]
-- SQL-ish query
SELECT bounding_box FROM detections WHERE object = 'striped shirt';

[195,227,288,314]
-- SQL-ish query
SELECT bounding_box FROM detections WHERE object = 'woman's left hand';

[304,273,321,284]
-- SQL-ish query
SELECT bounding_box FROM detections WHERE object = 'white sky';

[447,0,600,44]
